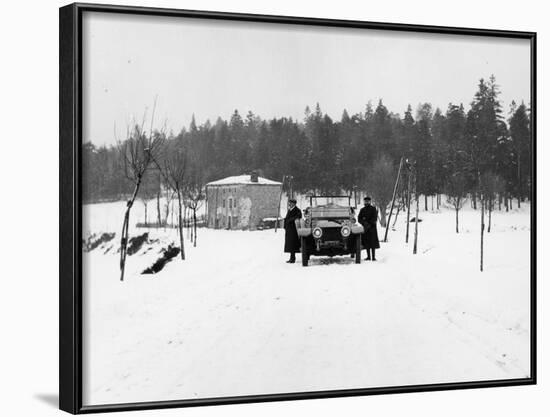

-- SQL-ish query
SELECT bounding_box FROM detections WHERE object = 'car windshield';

[310,196,352,207]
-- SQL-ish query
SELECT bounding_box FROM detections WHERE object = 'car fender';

[351,224,364,234]
[297,227,311,237]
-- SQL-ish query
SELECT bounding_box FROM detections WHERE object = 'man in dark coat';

[284,198,302,263]
[358,196,380,261]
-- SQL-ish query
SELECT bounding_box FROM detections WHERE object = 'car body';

[296,195,364,266]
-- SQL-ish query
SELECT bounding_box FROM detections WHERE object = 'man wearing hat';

[358,196,380,260]
[283,198,302,263]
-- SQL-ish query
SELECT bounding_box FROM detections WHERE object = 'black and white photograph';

[65,3,534,410]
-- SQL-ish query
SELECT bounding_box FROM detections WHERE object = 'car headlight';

[313,227,323,238]
[341,225,351,237]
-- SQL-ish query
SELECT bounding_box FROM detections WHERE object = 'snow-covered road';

[82,203,531,405]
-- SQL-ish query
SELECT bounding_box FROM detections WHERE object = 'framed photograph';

[59,2,536,413]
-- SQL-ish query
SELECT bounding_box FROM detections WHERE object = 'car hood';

[312,219,347,228]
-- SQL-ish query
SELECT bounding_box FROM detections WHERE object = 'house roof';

[206,175,281,187]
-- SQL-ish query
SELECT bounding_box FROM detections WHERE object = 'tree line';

[82,75,532,278]
[83,74,531,219]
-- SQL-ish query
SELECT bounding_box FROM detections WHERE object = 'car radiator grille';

[321,227,342,241]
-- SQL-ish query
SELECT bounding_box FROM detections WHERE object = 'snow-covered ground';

[82,200,532,406]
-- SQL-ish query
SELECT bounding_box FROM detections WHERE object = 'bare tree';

[482,173,506,233]
[156,171,162,227]
[185,153,207,246]
[117,103,165,281]
[183,205,190,240]
[365,154,396,227]
[480,189,485,272]
[142,199,148,226]
[163,186,175,228]
[139,169,160,227]
[156,139,187,260]
[478,171,486,272]
[476,171,506,272]
[186,178,206,248]
[445,171,467,233]
[413,168,420,255]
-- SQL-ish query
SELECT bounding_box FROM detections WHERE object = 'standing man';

[358,196,380,261]
[284,198,302,263]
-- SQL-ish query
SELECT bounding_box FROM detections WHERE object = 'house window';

[222,199,225,208]
[229,198,233,209]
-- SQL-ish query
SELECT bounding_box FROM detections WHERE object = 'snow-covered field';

[82,200,532,406]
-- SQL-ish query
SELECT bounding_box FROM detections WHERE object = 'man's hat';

[289,198,297,204]
[364,196,372,201]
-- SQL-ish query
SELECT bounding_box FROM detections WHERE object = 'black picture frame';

[59,3,537,414]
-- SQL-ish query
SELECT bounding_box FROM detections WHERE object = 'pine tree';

[372,100,394,160]
[401,104,416,159]
[509,102,531,204]
[412,103,434,210]
[431,108,447,200]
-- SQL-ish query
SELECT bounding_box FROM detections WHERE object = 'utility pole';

[384,157,404,242]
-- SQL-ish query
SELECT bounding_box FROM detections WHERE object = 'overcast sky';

[82,11,531,146]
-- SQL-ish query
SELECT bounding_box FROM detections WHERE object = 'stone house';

[205,173,282,230]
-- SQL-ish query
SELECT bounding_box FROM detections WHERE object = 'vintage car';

[296,195,364,266]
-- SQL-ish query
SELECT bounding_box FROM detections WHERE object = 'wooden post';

[384,157,404,242]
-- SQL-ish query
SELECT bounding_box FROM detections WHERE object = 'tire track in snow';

[402,279,529,378]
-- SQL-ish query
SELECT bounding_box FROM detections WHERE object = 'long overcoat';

[284,206,302,253]
[358,204,380,249]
